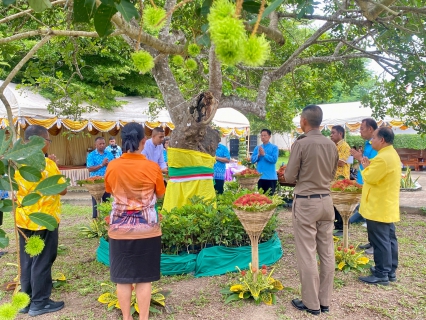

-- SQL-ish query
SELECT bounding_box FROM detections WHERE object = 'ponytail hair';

[121,122,144,152]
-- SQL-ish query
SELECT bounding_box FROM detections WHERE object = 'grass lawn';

[1,203,426,319]
[276,156,290,169]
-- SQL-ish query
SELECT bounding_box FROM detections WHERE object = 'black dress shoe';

[291,299,320,315]
[370,266,396,282]
[320,305,329,313]
[359,275,389,286]
[358,243,372,250]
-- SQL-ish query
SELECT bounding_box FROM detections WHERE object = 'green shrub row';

[160,191,278,255]
[346,134,426,150]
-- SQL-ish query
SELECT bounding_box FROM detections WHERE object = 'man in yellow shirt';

[15,125,68,316]
[358,127,400,285]
[330,125,351,236]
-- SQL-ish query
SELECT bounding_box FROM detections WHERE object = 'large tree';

[1,0,426,144]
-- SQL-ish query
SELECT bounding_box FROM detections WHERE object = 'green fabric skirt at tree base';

[96,233,283,277]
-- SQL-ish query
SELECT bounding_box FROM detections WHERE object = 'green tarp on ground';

[97,233,283,277]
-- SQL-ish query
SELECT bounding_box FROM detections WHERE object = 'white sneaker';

[362,223,367,227]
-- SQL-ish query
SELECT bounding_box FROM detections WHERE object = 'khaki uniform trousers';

[292,195,335,310]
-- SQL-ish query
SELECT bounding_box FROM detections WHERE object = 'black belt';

[296,194,329,199]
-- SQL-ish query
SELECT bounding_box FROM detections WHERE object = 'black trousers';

[19,227,59,308]
[92,192,111,218]
[334,207,344,230]
[257,179,277,195]
[366,219,398,278]
[214,179,225,194]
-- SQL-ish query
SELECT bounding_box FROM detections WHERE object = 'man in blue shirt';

[214,141,230,194]
[86,137,114,218]
[105,137,122,159]
[142,127,168,173]
[350,118,378,252]
[251,129,279,195]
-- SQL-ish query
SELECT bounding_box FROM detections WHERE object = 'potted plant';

[330,179,363,248]
[233,168,262,190]
[221,263,284,305]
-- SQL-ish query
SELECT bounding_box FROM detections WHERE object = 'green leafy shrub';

[346,133,426,150]
[160,192,278,254]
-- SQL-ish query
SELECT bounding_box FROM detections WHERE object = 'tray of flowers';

[233,168,262,190]
[330,179,362,248]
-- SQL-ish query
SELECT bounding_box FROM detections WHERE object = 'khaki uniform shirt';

[284,129,339,195]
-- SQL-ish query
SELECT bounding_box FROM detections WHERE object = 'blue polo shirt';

[214,144,230,180]
[251,142,278,180]
[86,149,114,177]
[356,139,378,184]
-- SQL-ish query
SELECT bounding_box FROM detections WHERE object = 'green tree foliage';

[1,0,425,133]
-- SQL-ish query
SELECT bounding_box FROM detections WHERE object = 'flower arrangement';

[234,168,261,178]
[98,282,170,315]
[334,239,371,273]
[331,179,362,193]
[221,264,284,305]
[233,193,283,212]
[77,176,104,186]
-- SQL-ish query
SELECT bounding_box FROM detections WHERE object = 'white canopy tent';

[0,82,250,166]
[292,101,412,134]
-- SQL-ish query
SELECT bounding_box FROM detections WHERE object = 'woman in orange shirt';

[105,123,165,320]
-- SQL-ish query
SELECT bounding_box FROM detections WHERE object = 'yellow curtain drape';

[389,120,404,127]
[25,117,58,128]
[91,120,117,132]
[62,119,88,131]
[345,123,361,131]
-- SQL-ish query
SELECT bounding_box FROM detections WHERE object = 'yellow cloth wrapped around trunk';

[162,148,216,212]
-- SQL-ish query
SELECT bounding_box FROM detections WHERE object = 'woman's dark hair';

[121,122,144,152]
[162,136,170,147]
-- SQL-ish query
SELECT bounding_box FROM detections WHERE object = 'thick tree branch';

[219,95,264,116]
[0,30,122,44]
[355,0,397,21]
[151,55,185,124]
[208,46,222,101]
[111,12,185,54]
[243,22,285,45]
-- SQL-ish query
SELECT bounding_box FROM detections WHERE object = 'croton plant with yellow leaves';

[98,282,170,315]
[334,237,371,273]
[221,263,284,305]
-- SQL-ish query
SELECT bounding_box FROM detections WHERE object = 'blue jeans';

[349,204,365,224]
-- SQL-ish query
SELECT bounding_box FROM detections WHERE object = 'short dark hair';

[362,118,378,131]
[376,127,394,144]
[121,122,145,152]
[301,105,322,127]
[152,127,164,135]
[95,136,105,142]
[332,125,345,139]
[261,129,271,136]
[24,125,48,141]
[109,136,116,141]
[162,136,170,147]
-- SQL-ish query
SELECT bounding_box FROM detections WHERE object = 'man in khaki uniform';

[285,105,339,315]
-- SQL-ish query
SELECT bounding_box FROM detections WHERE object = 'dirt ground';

[1,204,426,320]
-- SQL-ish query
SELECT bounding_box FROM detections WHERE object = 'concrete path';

[62,173,426,214]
